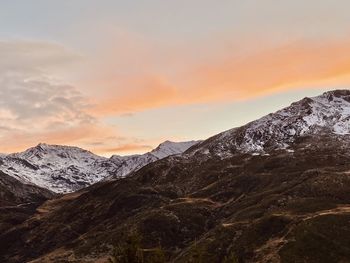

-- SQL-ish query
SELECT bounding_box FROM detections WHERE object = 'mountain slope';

[1,90,350,262]
[0,140,199,193]
[109,140,199,178]
[150,140,200,159]
[0,171,55,234]
[0,170,54,207]
[188,89,350,157]
[0,143,111,193]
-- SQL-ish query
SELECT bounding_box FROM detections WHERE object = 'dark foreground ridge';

[0,171,55,235]
[1,90,350,262]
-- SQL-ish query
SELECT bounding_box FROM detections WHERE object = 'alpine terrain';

[1,90,350,262]
[0,140,199,193]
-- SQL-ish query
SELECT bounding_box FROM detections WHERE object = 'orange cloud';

[96,143,153,155]
[91,76,179,115]
[0,123,114,153]
[187,39,350,100]
[89,38,350,116]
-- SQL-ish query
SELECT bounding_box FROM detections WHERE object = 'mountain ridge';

[0,140,199,193]
[1,89,350,262]
[187,89,350,158]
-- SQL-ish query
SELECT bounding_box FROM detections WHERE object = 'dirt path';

[0,202,35,210]
[303,204,350,221]
[252,204,350,263]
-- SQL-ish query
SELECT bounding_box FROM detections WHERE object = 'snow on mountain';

[109,140,199,178]
[4,89,349,193]
[188,89,350,158]
[150,140,199,159]
[0,143,111,193]
[0,141,199,193]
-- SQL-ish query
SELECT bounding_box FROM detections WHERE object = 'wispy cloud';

[88,38,350,116]
[2,37,350,155]
[0,40,113,153]
[99,144,153,155]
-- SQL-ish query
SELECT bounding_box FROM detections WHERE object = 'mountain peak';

[34,143,87,151]
[1,140,199,193]
[150,140,200,159]
[189,89,350,158]
[321,89,350,100]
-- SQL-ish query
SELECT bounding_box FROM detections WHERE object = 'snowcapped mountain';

[0,141,199,193]
[0,143,111,193]
[150,140,199,158]
[188,89,350,158]
[109,140,199,178]
[3,89,349,194]
[3,90,350,263]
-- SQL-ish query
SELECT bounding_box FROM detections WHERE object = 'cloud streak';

[0,40,166,155]
[0,40,112,153]
[89,38,350,116]
[3,37,350,155]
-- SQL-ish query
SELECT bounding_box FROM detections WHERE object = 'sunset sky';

[1,1,350,156]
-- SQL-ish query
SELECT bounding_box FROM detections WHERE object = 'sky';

[1,1,350,156]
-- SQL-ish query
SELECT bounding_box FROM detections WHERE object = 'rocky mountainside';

[1,143,110,193]
[1,90,350,263]
[0,140,199,193]
[109,140,199,178]
[188,89,350,158]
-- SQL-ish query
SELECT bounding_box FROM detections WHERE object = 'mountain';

[0,143,110,193]
[0,170,54,207]
[1,90,350,262]
[0,140,199,193]
[0,170,55,234]
[109,140,199,178]
[150,140,200,159]
[188,89,350,158]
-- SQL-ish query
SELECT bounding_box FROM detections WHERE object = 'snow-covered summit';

[188,89,350,157]
[11,143,106,165]
[0,140,199,193]
[2,143,109,193]
[109,140,199,178]
[3,89,348,192]
[150,140,199,159]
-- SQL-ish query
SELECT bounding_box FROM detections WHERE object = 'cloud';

[83,136,155,156]
[0,78,92,123]
[87,38,350,116]
[0,40,162,156]
[4,37,350,155]
[91,75,179,115]
[0,40,80,74]
[99,144,153,154]
[185,39,350,100]
[0,40,111,153]
[0,40,92,128]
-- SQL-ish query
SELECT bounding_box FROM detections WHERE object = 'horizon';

[2,88,345,157]
[4,139,200,158]
[1,1,350,155]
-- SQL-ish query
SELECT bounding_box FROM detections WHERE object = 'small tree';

[223,251,239,263]
[109,233,167,263]
[109,233,142,263]
[143,246,166,263]
[188,240,205,263]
